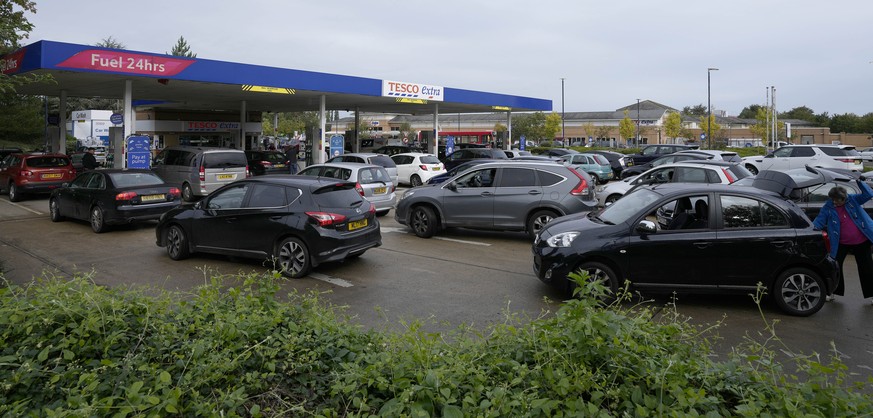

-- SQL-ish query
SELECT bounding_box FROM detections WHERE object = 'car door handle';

[481,192,493,197]
[693,242,712,249]
[528,190,542,195]
[770,240,790,247]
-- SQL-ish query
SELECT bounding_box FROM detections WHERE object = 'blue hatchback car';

[559,153,614,185]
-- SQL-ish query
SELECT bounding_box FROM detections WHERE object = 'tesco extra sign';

[382,80,444,102]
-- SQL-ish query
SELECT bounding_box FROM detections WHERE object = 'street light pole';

[636,98,641,146]
[707,68,719,149]
[561,78,565,148]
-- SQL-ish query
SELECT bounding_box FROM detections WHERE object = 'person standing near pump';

[285,144,299,174]
[81,147,99,171]
[813,180,873,303]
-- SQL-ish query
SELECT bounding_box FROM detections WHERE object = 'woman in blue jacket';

[813,179,873,302]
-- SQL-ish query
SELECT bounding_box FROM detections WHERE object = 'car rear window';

[312,184,366,208]
[420,155,440,164]
[26,156,70,168]
[720,153,742,163]
[108,172,165,187]
[368,155,396,168]
[592,155,610,165]
[203,152,247,168]
[359,167,391,184]
[726,165,753,180]
[820,147,861,157]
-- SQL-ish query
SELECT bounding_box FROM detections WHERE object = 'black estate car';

[155,176,382,278]
[533,182,838,316]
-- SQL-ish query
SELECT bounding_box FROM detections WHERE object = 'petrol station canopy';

[2,40,552,115]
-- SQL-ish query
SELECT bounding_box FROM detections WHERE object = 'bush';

[1,272,870,417]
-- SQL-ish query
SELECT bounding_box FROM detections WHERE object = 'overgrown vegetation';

[1,271,870,417]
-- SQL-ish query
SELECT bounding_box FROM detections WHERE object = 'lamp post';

[707,68,718,149]
[561,77,565,147]
[636,98,641,146]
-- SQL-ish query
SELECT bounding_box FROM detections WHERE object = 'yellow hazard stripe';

[242,85,295,94]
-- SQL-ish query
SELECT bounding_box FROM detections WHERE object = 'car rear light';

[722,168,738,183]
[306,211,348,226]
[419,164,429,171]
[355,182,365,196]
[116,191,138,200]
[169,187,181,198]
[369,203,376,214]
[246,165,251,178]
[822,230,831,254]
[836,158,856,163]
[568,167,590,196]
[199,165,205,181]
[260,160,272,167]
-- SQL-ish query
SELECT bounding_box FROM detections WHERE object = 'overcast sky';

[23,0,873,117]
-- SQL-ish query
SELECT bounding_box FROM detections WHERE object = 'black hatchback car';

[155,176,382,278]
[441,148,508,170]
[245,150,289,175]
[533,182,839,316]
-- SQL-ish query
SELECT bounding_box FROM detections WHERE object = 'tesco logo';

[387,82,420,94]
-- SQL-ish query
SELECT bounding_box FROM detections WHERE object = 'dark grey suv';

[394,161,598,238]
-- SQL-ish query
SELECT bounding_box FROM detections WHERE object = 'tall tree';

[682,104,707,116]
[96,36,125,49]
[167,36,196,57]
[544,112,562,141]
[619,110,636,142]
[738,104,764,119]
[511,112,548,143]
[830,113,862,134]
[780,106,816,122]
[663,112,683,142]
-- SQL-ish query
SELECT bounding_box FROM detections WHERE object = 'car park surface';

[50,169,181,233]
[395,160,597,238]
[533,182,839,316]
[155,176,382,278]
[2,191,873,386]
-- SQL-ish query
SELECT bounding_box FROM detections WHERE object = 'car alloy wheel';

[90,206,106,233]
[575,261,619,301]
[745,164,759,175]
[277,237,311,278]
[8,183,20,202]
[411,206,437,238]
[527,209,558,239]
[181,183,195,202]
[49,198,63,222]
[774,268,826,316]
[166,225,190,260]
[411,175,422,187]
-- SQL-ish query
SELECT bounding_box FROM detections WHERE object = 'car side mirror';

[446,182,457,191]
[636,220,657,234]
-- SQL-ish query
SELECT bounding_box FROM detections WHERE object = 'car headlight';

[546,231,580,247]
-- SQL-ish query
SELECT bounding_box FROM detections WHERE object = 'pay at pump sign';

[126,136,151,169]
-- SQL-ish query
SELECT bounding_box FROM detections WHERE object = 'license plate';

[140,194,165,202]
[217,174,236,180]
[432,167,441,171]
[274,164,286,168]
[348,219,368,231]
[41,173,62,179]
[374,187,387,194]
[855,160,861,164]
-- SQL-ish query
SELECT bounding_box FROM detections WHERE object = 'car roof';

[645,181,783,199]
[654,160,738,169]
[338,152,385,157]
[392,152,435,158]
[749,166,857,197]
[305,162,383,170]
[243,175,356,189]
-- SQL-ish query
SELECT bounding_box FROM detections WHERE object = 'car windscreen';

[203,152,247,168]
[368,155,396,168]
[26,156,70,168]
[599,188,662,224]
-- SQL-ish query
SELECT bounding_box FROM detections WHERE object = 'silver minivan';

[152,146,249,201]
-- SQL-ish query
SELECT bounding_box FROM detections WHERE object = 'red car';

[0,153,77,202]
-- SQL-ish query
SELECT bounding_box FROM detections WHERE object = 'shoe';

[826,295,835,302]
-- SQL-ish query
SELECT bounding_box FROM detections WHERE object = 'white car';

[389,152,446,187]
[596,161,753,206]
[857,147,873,162]
[742,144,863,175]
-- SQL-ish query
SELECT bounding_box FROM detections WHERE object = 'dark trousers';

[289,161,298,174]
[835,240,873,298]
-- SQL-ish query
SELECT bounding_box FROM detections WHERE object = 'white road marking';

[380,226,407,233]
[308,272,354,287]
[3,200,42,215]
[381,225,491,246]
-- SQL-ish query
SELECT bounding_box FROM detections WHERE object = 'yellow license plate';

[855,160,862,164]
[432,167,440,171]
[217,174,236,180]
[274,164,286,168]
[140,194,165,202]
[42,173,62,179]
[348,219,368,231]
[374,187,387,194]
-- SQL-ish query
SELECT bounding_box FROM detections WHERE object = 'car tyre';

[527,209,558,238]
[589,173,602,185]
[277,237,311,278]
[8,183,21,202]
[575,261,620,300]
[411,175,423,187]
[411,205,438,238]
[181,183,195,202]
[49,198,64,222]
[166,225,190,260]
[605,193,622,205]
[773,267,826,316]
[745,164,759,175]
[90,206,107,233]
